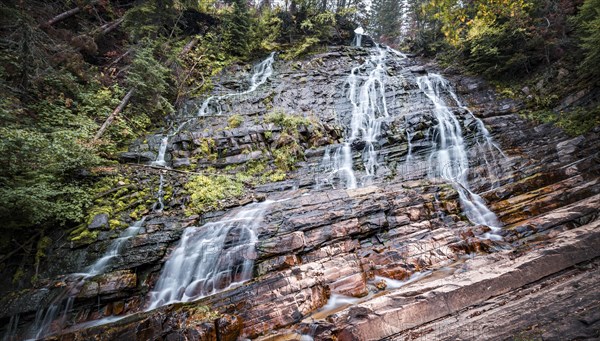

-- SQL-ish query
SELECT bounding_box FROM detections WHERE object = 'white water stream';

[147,200,272,309]
[416,74,502,233]
[26,218,146,339]
[153,174,165,212]
[198,52,275,116]
[317,46,406,189]
[353,26,364,47]
[151,53,276,167]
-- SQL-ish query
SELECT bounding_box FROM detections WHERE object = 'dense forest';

[0,0,598,284]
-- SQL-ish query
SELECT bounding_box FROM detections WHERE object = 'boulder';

[88,213,109,230]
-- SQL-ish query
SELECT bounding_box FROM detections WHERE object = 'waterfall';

[2,314,19,341]
[353,27,364,47]
[27,280,79,340]
[198,52,275,116]
[150,53,276,167]
[85,218,146,276]
[151,136,169,167]
[27,218,146,339]
[152,135,169,167]
[153,174,165,212]
[404,115,414,165]
[147,201,272,310]
[416,74,502,233]
[317,46,407,189]
[317,144,357,190]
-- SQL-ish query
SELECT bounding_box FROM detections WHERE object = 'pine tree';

[225,0,251,56]
[575,0,600,81]
[369,0,402,42]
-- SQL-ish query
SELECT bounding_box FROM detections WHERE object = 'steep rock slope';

[1,45,598,340]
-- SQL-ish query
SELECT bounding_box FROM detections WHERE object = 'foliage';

[522,105,600,136]
[122,0,181,40]
[252,9,284,52]
[418,0,541,77]
[228,114,243,128]
[265,110,312,129]
[461,20,541,77]
[574,0,600,82]
[0,123,99,230]
[223,0,252,56]
[370,0,402,42]
[264,110,320,171]
[184,173,245,215]
[126,43,174,121]
[282,37,322,60]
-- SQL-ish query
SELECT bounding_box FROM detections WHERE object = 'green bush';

[265,110,311,129]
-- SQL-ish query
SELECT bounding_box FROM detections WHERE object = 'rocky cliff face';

[1,45,598,340]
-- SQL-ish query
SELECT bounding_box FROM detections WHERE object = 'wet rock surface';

[1,45,598,340]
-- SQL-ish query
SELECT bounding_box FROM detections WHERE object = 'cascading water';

[153,174,165,212]
[151,136,169,167]
[150,119,192,167]
[27,218,146,339]
[317,46,405,189]
[198,52,275,116]
[150,53,276,167]
[3,315,19,341]
[445,84,507,190]
[85,218,146,276]
[147,201,272,310]
[416,74,502,233]
[353,27,364,47]
[316,144,357,190]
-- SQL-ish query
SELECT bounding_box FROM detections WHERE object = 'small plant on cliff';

[184,173,244,215]
[228,114,243,128]
[265,109,312,130]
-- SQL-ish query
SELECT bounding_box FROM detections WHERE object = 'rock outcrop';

[1,45,598,340]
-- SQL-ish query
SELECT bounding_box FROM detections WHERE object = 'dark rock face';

[1,45,598,340]
[88,214,109,230]
[119,151,157,163]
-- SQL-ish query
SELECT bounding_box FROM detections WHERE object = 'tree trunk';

[42,1,98,27]
[98,18,124,37]
[179,37,199,58]
[44,7,81,27]
[93,88,135,141]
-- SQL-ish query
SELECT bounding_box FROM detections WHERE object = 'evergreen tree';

[225,0,251,56]
[575,0,600,82]
[369,0,402,42]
